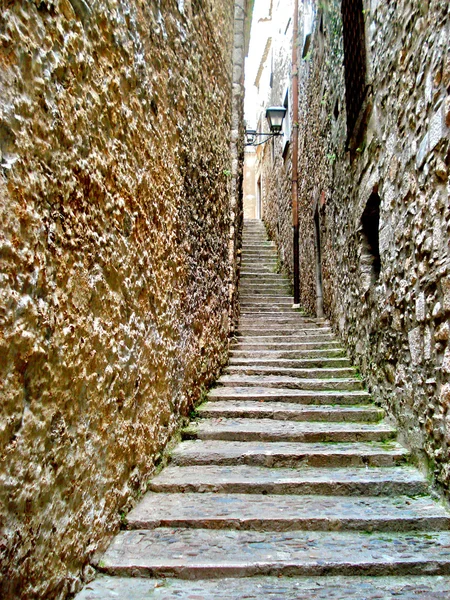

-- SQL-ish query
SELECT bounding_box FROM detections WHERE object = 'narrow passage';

[77,220,450,599]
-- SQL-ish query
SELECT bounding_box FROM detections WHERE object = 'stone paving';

[76,219,450,598]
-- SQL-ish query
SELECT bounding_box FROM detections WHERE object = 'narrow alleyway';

[77,220,450,599]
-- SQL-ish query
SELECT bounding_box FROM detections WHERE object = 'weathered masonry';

[0,0,248,597]
[256,0,450,500]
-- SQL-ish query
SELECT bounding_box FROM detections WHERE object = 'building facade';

[255,0,450,495]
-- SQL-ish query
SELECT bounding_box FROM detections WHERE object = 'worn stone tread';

[236,330,332,338]
[228,357,349,369]
[125,492,450,532]
[208,387,371,404]
[218,374,364,391]
[198,401,383,422]
[225,365,356,378]
[230,348,347,359]
[149,464,426,495]
[234,341,343,350]
[170,439,408,468]
[75,575,450,599]
[184,418,396,443]
[99,528,450,577]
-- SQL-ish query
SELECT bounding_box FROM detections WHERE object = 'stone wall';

[262,0,450,497]
[255,0,297,285]
[0,0,238,597]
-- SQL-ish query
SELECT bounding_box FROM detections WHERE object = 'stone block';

[429,103,448,152]
[408,327,423,365]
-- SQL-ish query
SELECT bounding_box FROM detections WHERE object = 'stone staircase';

[77,219,450,599]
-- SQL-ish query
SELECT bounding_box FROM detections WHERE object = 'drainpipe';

[291,0,300,308]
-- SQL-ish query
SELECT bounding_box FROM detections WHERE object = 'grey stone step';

[171,440,408,468]
[228,357,351,368]
[198,401,383,422]
[241,272,285,279]
[236,327,331,336]
[238,325,331,333]
[241,255,277,261]
[241,264,278,270]
[239,299,298,304]
[125,492,450,532]
[243,242,275,246]
[239,291,291,297]
[225,366,356,378]
[240,309,300,315]
[239,315,325,322]
[239,289,291,296]
[234,341,343,350]
[99,529,450,578]
[183,419,396,443]
[209,387,371,405]
[239,283,290,289]
[217,374,364,391]
[230,349,347,359]
[74,574,450,600]
[238,322,331,331]
[149,464,425,495]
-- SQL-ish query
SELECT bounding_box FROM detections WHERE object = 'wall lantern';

[245,106,287,146]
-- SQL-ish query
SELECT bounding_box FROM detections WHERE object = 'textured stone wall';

[228,0,247,333]
[0,0,237,597]
[256,0,299,291]
[264,0,450,496]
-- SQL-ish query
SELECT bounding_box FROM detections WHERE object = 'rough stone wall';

[277,0,450,496]
[257,1,294,279]
[243,149,256,218]
[228,0,247,333]
[0,0,236,597]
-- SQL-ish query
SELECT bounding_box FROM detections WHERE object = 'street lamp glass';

[265,106,287,133]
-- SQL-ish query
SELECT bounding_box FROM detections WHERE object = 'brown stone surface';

[0,1,237,597]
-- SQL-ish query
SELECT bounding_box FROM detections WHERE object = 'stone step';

[241,263,278,269]
[217,374,364,391]
[171,440,408,468]
[239,282,290,287]
[225,366,355,379]
[238,318,325,326]
[242,256,276,259]
[183,419,396,443]
[98,528,450,578]
[241,265,278,270]
[239,289,291,296]
[75,574,450,599]
[240,308,299,314]
[125,492,450,532]
[241,256,278,261]
[240,272,285,279]
[238,316,327,323]
[209,387,371,404]
[241,295,292,301]
[242,260,276,273]
[238,321,329,330]
[232,336,337,346]
[236,326,331,335]
[240,289,289,294]
[149,464,424,495]
[198,401,383,422]
[240,308,300,315]
[230,349,347,359]
[228,357,351,368]
[234,341,343,350]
